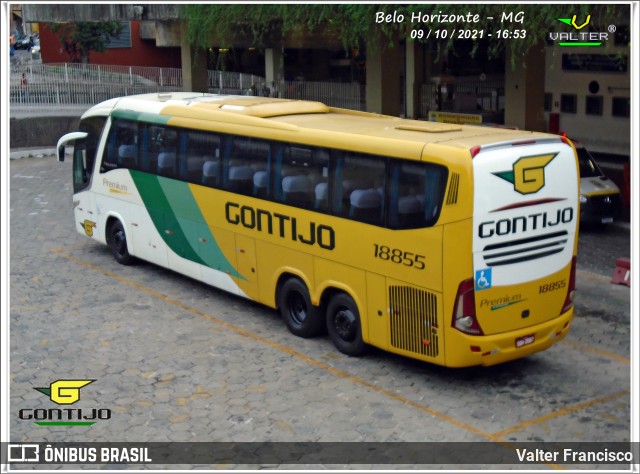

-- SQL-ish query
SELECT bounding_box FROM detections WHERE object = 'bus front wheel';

[326,293,367,356]
[108,220,135,265]
[278,277,324,338]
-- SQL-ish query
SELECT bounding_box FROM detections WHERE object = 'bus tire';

[108,220,135,265]
[278,277,324,338]
[326,293,367,356]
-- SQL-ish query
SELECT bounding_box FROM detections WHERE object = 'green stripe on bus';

[130,171,244,279]
[111,109,171,125]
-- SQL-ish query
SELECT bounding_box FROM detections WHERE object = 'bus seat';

[343,179,369,197]
[350,188,382,223]
[228,165,254,194]
[398,195,421,213]
[202,160,219,187]
[398,195,424,228]
[253,170,268,198]
[118,144,137,169]
[186,156,206,182]
[157,152,176,178]
[282,175,313,207]
[307,172,324,187]
[315,182,328,210]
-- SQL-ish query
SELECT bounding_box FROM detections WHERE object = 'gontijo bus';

[57,92,579,367]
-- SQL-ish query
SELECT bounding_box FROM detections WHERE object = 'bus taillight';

[561,257,577,314]
[452,278,484,336]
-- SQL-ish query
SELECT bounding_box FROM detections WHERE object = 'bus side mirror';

[56,131,88,162]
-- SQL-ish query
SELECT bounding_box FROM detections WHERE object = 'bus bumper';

[444,307,574,368]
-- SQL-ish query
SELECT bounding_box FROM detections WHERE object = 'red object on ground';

[611,258,630,287]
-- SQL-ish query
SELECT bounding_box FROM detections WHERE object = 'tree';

[181,4,627,64]
[50,21,123,63]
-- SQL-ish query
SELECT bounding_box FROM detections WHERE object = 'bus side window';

[181,130,221,184]
[155,127,178,179]
[277,146,316,208]
[333,152,385,225]
[388,161,448,229]
[312,149,330,211]
[139,124,160,173]
[223,137,268,196]
[102,119,138,172]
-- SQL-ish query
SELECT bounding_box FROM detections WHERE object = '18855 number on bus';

[373,244,426,269]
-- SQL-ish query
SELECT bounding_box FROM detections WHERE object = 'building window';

[107,22,132,48]
[544,93,552,112]
[560,94,577,113]
[612,97,630,118]
[585,96,603,116]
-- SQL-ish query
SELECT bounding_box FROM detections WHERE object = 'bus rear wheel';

[108,220,135,265]
[326,293,367,356]
[278,277,324,338]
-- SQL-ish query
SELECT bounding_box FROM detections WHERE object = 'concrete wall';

[22,4,180,22]
[10,115,80,148]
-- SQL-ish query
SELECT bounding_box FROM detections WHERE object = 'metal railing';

[10,62,182,87]
[419,76,505,118]
[9,62,364,112]
[277,80,365,110]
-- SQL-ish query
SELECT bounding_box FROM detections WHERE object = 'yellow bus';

[57,92,579,367]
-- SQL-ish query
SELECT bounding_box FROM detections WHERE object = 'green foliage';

[181,3,627,62]
[50,21,123,63]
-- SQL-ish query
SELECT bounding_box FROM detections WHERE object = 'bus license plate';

[602,217,614,224]
[516,334,535,348]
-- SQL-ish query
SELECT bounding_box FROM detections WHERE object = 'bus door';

[233,234,258,300]
[57,131,99,239]
[365,272,388,351]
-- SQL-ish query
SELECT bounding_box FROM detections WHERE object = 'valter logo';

[548,12,612,46]
[19,379,111,426]
[557,14,591,30]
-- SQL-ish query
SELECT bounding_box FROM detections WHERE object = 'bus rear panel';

[445,137,578,367]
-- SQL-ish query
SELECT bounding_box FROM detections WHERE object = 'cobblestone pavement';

[6,155,633,470]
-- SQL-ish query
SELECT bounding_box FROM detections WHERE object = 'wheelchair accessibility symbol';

[475,268,492,291]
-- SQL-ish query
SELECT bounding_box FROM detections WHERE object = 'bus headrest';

[202,160,218,177]
[350,189,381,209]
[282,175,312,193]
[158,152,176,168]
[118,144,137,158]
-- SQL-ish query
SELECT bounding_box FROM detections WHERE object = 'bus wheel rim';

[114,229,126,255]
[288,293,307,325]
[334,309,356,341]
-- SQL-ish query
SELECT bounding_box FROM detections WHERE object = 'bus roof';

[93,92,561,154]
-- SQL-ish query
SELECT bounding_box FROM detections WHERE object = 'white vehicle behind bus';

[574,139,622,226]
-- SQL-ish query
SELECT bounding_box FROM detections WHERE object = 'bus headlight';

[579,194,588,204]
